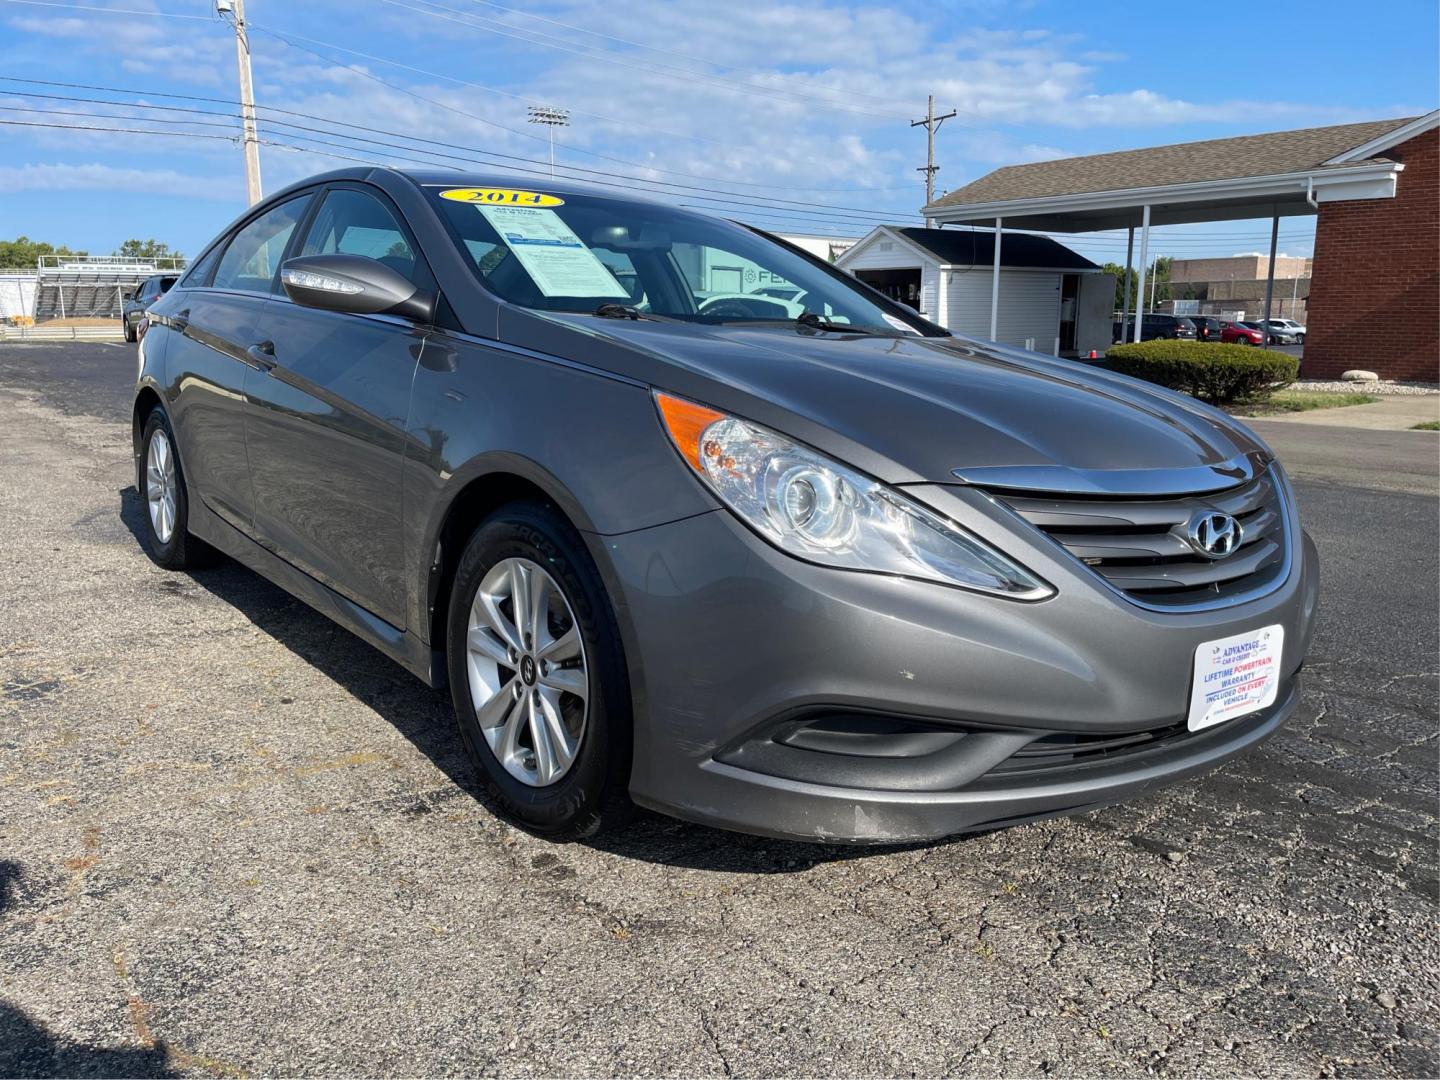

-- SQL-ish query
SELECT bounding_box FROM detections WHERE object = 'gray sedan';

[133,169,1319,844]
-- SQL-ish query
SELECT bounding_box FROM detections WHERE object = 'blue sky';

[1,0,1436,266]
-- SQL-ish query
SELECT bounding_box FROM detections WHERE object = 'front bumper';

[596,490,1320,844]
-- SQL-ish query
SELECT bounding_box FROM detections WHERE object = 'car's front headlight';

[655,392,1052,600]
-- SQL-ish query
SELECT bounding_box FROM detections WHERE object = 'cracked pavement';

[1,343,1436,1077]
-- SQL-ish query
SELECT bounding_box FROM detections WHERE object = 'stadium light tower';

[526,105,569,178]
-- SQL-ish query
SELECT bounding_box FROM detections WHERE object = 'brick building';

[1304,120,1439,380]
[1169,255,1313,323]
[920,113,1440,379]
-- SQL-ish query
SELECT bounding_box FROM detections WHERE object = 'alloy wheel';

[466,557,589,787]
[146,429,178,544]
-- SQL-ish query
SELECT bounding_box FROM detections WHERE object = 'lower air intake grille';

[991,467,1290,609]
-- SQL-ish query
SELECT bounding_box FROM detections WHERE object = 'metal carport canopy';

[919,116,1422,343]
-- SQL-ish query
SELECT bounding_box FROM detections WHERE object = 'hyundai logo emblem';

[1183,510,1242,559]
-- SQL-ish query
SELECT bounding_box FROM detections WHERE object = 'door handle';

[246,340,277,371]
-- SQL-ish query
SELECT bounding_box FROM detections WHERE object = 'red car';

[1219,321,1265,345]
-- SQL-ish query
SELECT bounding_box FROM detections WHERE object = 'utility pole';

[219,0,262,205]
[527,105,570,178]
[911,95,956,226]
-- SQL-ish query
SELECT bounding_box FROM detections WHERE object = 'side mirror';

[122,292,135,301]
[279,254,435,323]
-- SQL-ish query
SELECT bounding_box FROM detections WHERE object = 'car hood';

[531,315,1271,492]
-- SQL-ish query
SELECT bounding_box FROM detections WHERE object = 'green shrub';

[1104,341,1298,404]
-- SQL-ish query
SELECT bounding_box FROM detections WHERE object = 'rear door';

[164,193,314,534]
[242,183,430,628]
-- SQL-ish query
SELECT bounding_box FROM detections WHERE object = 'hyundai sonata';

[133,170,1318,843]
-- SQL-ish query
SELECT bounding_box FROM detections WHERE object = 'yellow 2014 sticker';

[439,187,565,207]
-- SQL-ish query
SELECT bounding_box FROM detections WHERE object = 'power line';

[0,101,240,132]
[0,116,239,140]
[0,0,923,182]
[0,3,926,192]
[0,104,911,231]
[1,116,1308,251]
[0,0,210,18]
[0,79,924,225]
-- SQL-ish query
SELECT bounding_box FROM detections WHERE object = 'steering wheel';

[698,298,763,320]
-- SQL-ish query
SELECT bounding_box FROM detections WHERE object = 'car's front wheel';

[138,408,208,570]
[446,501,631,840]
[123,318,136,343]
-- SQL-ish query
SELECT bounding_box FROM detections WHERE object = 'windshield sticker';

[881,312,921,335]
[476,205,625,298]
[441,187,565,208]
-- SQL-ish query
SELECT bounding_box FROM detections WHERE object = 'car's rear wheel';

[446,501,631,840]
[138,408,208,570]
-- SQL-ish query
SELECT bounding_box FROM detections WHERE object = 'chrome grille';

[991,467,1290,608]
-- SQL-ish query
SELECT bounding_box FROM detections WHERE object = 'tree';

[1103,257,1174,312]
[114,238,184,262]
[0,236,88,269]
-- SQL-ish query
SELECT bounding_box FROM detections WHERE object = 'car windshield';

[426,185,936,335]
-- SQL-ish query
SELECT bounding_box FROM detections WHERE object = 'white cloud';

[0,0,1381,235]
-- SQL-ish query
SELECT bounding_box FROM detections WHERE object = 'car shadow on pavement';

[118,485,948,874]
[0,862,178,1078]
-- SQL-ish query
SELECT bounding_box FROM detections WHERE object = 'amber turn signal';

[654,392,727,473]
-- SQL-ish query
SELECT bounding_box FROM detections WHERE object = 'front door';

[166,193,314,535]
[1058,273,1080,353]
[241,185,429,628]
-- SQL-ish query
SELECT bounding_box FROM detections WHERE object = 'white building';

[836,225,1112,356]
[0,272,37,320]
[774,233,859,262]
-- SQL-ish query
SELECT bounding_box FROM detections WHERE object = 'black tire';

[123,319,136,343]
[446,500,632,841]
[137,408,209,570]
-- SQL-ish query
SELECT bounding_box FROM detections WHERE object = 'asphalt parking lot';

[2,341,1436,1078]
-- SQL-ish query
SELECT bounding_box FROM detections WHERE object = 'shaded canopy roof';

[885,226,1098,270]
[931,118,1416,208]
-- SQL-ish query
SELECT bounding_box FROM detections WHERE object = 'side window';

[300,188,416,280]
[212,194,313,294]
[179,245,221,288]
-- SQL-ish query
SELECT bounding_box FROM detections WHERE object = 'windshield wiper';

[795,311,849,332]
[795,312,902,336]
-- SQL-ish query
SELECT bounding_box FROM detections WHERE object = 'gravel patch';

[1293,379,1439,396]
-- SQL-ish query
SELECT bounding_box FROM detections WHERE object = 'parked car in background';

[1220,321,1266,346]
[132,168,1317,845]
[122,274,178,342]
[1187,316,1222,341]
[1261,318,1306,343]
[1112,314,1198,342]
[696,291,805,319]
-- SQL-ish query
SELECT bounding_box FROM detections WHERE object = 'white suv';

[1264,318,1306,342]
